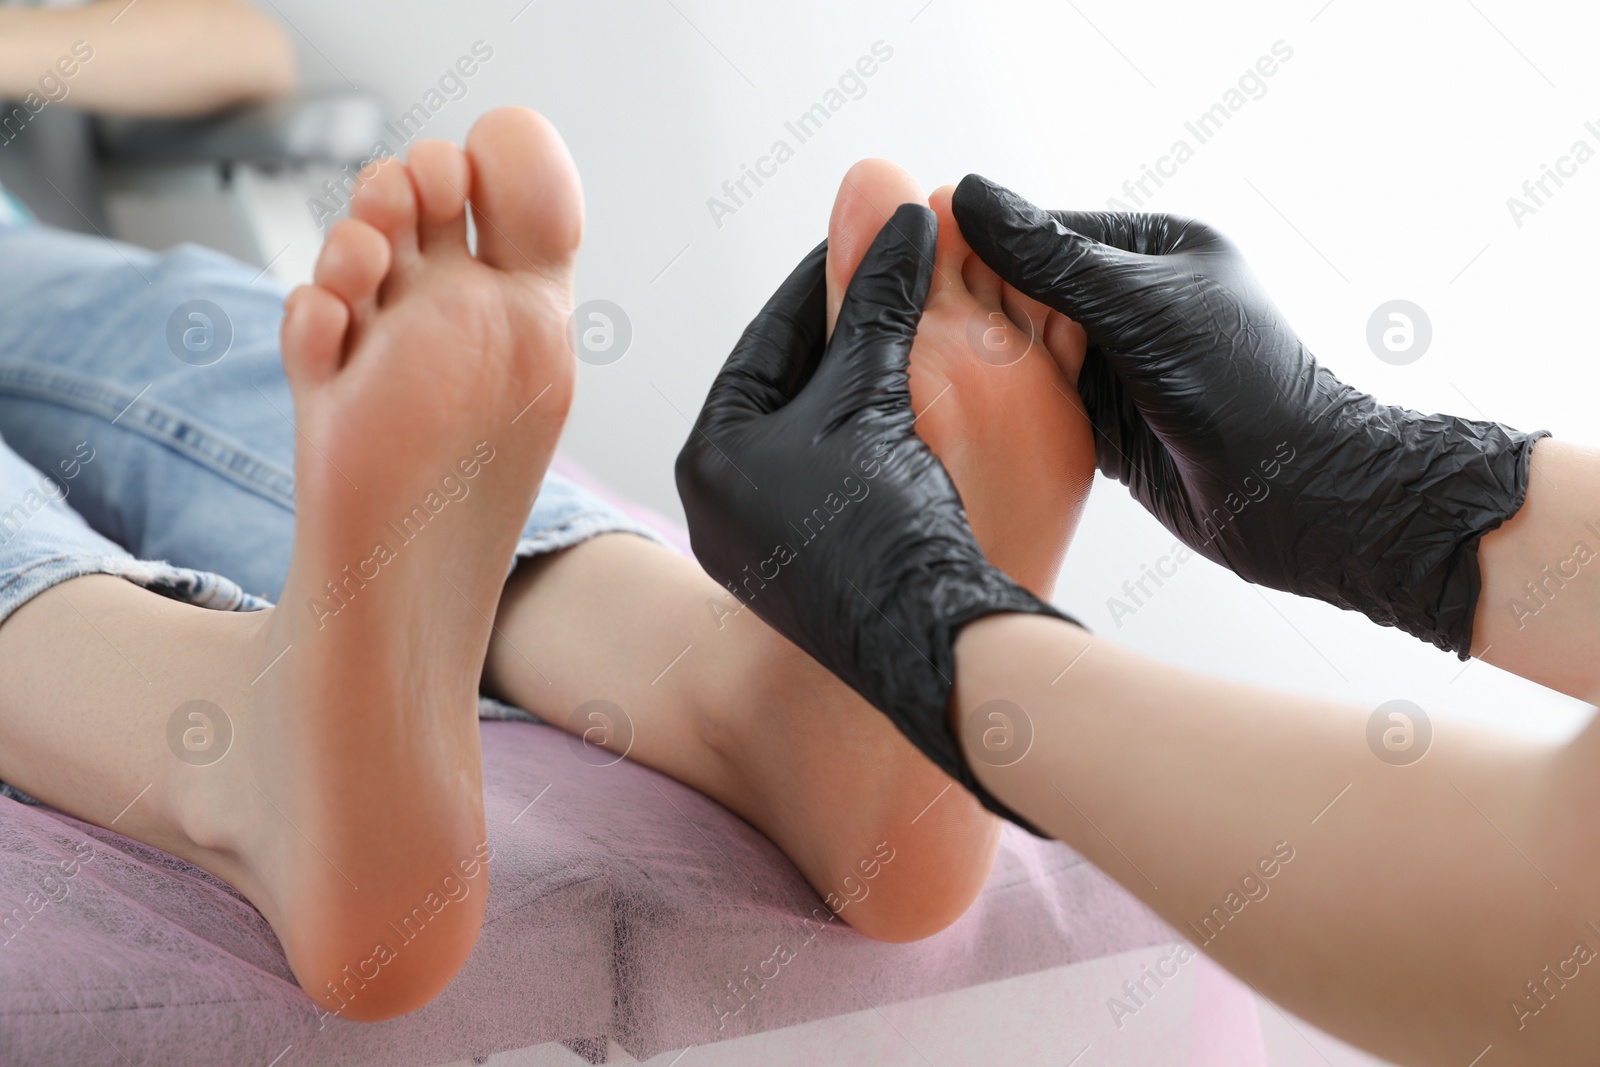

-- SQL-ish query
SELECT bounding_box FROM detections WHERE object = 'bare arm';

[952,441,1600,1066]
[956,614,1596,1065]
[1474,438,1600,700]
[0,0,294,117]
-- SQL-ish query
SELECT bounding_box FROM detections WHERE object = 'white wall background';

[269,0,1598,740]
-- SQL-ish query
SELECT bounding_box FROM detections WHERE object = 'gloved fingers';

[1076,346,1140,482]
[949,174,1150,329]
[1040,209,1230,259]
[1038,209,1159,253]
[701,240,829,424]
[816,202,937,407]
[952,174,1225,258]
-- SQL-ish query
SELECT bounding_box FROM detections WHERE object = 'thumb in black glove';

[677,204,1073,832]
[952,175,1546,658]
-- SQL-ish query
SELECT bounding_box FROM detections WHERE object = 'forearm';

[1473,438,1600,699]
[0,0,294,117]
[954,612,1600,1066]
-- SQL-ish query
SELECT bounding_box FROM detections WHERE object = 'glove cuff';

[869,562,1081,837]
[1304,416,1549,659]
[1422,423,1549,659]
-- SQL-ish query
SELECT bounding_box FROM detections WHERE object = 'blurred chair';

[0,88,384,283]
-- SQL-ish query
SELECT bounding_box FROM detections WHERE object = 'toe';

[961,253,1004,308]
[1043,310,1089,385]
[314,219,390,334]
[407,140,472,256]
[281,284,351,387]
[826,159,926,336]
[349,157,422,273]
[927,186,976,297]
[998,280,1050,347]
[464,106,582,276]
[993,275,1088,384]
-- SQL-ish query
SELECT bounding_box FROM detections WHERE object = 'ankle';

[158,608,275,864]
[688,600,814,746]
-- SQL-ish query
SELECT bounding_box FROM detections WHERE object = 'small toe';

[1044,311,1089,385]
[349,157,421,271]
[998,281,1051,347]
[961,254,1005,309]
[281,284,351,387]
[314,219,390,330]
[408,140,472,256]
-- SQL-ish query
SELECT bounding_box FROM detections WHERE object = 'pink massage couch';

[0,460,1276,1066]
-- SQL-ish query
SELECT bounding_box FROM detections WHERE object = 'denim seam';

[513,509,669,558]
[0,552,267,614]
[0,362,296,511]
[0,552,121,603]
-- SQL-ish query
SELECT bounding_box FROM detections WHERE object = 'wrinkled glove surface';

[953,175,1546,658]
[677,204,1071,831]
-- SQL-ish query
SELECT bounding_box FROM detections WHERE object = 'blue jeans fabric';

[0,225,665,796]
[0,187,31,229]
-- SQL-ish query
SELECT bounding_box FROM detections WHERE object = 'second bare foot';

[151,107,582,1019]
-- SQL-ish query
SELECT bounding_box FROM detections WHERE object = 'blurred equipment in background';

[0,88,384,283]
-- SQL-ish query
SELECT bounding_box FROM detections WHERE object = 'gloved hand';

[951,175,1547,659]
[676,204,1073,832]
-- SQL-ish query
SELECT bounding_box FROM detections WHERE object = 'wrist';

[1469,438,1600,698]
[950,612,1087,736]
[950,611,1091,742]
[949,611,1094,838]
[1285,403,1547,657]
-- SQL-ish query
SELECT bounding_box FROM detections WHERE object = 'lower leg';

[0,573,491,1020]
[0,576,261,865]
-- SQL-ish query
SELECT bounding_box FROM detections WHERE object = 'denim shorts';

[0,225,666,797]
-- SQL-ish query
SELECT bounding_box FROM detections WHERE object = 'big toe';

[826,158,926,335]
[464,106,583,276]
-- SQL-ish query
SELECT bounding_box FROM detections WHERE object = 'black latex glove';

[676,204,1072,832]
[952,175,1547,659]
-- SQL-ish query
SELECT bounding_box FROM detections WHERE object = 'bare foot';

[168,107,581,1019]
[489,533,1008,944]
[485,162,1094,945]
[826,159,1096,597]
[487,161,1095,951]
